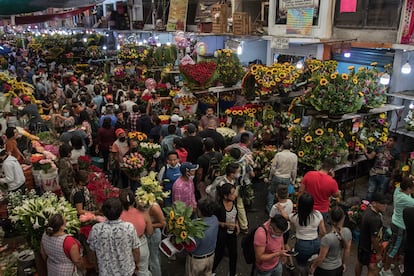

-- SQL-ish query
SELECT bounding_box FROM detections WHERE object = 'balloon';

[174,31,185,43]
[196,42,207,56]
[145,78,157,90]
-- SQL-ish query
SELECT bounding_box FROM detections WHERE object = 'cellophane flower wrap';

[9,190,79,251]
[30,153,57,173]
[163,201,207,245]
[135,171,170,206]
[121,152,146,178]
[179,61,217,90]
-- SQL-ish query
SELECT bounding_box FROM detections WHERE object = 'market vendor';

[4,126,25,163]
[0,149,26,192]
[19,95,48,132]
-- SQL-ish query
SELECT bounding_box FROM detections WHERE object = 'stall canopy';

[15,6,94,25]
[0,0,104,16]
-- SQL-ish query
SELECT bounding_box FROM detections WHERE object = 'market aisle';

[160,176,400,276]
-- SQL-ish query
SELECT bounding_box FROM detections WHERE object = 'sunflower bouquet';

[215,49,244,86]
[249,62,305,96]
[128,131,148,141]
[135,171,170,206]
[297,126,349,169]
[163,201,207,245]
[302,63,364,116]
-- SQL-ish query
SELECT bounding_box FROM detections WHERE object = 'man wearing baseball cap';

[356,192,388,276]
[160,114,183,140]
[111,128,129,188]
[172,162,199,212]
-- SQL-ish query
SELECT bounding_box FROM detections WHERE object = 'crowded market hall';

[1,0,414,275]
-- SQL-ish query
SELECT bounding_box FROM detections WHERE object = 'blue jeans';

[366,174,389,200]
[147,228,162,276]
[295,239,320,266]
[267,176,291,212]
[256,261,283,276]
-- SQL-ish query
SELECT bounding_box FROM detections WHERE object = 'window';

[334,0,403,29]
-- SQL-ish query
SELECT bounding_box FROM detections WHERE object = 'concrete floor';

[161,176,402,276]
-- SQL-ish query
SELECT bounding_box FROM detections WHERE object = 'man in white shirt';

[267,139,298,212]
[0,150,26,192]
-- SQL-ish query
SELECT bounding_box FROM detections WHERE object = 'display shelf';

[314,104,405,123]
[389,91,414,101]
[394,127,414,139]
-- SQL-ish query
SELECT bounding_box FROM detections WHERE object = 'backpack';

[241,225,267,264]
[203,152,221,186]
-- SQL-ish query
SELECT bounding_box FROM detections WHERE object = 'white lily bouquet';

[136,171,170,207]
[9,191,80,251]
[138,142,162,160]
[216,127,237,144]
[405,109,414,131]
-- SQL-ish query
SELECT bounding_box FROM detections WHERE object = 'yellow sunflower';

[237,110,243,116]
[377,141,383,145]
[348,66,355,70]
[225,109,231,115]
[279,72,287,79]
[320,78,328,86]
[169,210,175,219]
[232,110,238,115]
[298,151,305,157]
[379,113,386,119]
[359,92,364,97]
[293,118,301,124]
[220,122,226,127]
[176,216,184,225]
[305,135,313,143]
[353,78,358,84]
[275,78,281,82]
[315,128,324,136]
[402,165,410,172]
[338,131,344,138]
[328,128,333,133]
[341,73,349,80]
[180,231,188,240]
[368,137,375,143]
[330,73,337,79]
[371,62,378,66]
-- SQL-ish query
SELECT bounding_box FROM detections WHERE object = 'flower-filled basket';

[215,49,244,87]
[160,201,207,257]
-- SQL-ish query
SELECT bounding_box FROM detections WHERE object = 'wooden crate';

[211,3,228,33]
[233,12,251,35]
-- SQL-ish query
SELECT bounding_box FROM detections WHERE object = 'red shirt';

[301,171,338,213]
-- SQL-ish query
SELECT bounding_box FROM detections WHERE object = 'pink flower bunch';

[121,152,146,178]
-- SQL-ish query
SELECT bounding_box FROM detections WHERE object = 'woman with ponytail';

[119,189,153,276]
[309,207,352,275]
[40,213,83,275]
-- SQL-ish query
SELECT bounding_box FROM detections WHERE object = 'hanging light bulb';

[343,52,351,58]
[237,44,243,55]
[410,102,414,109]
[401,62,411,74]
[296,60,304,69]
[379,73,390,85]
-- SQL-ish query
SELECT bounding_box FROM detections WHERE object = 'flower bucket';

[32,169,42,188]
[39,170,60,194]
[182,236,197,252]
[159,235,184,257]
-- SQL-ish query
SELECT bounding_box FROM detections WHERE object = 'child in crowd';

[269,185,295,271]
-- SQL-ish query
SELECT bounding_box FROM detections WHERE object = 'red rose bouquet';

[179,61,217,90]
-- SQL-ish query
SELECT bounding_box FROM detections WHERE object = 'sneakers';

[379,268,394,276]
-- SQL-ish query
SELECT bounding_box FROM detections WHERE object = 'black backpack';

[241,225,267,264]
[203,153,221,186]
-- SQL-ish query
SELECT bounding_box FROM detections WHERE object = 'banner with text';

[167,0,189,31]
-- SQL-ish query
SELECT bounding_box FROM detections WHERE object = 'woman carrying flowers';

[119,189,153,276]
[41,213,84,276]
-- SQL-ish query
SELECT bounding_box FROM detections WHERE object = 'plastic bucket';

[39,170,60,193]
